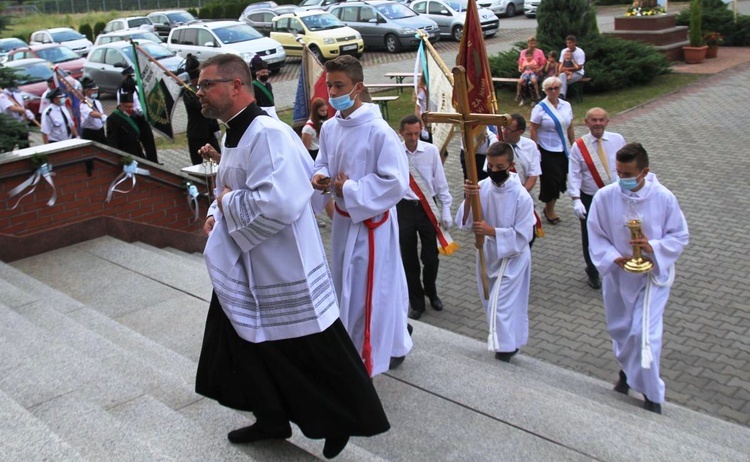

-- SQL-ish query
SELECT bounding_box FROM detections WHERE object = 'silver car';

[524,0,541,17]
[410,0,499,41]
[477,0,523,17]
[94,30,163,46]
[240,6,302,36]
[83,40,188,94]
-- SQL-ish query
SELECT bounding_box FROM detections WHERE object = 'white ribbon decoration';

[105,160,150,203]
[8,163,57,210]
[187,183,200,222]
[641,265,675,369]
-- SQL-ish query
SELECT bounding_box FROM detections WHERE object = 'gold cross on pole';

[422,65,510,299]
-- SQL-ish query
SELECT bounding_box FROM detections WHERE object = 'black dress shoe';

[429,296,443,311]
[227,422,292,444]
[389,355,405,370]
[614,370,629,395]
[494,349,519,363]
[323,436,349,459]
[587,274,601,289]
[644,396,662,414]
[408,309,424,320]
[407,323,413,336]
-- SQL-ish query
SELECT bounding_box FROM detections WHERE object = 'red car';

[6,44,86,80]
[2,58,80,118]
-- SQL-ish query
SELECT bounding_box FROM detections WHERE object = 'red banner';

[455,0,494,116]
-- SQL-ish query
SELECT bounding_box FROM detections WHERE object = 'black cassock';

[106,111,158,163]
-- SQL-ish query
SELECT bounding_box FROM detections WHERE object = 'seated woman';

[516,36,546,106]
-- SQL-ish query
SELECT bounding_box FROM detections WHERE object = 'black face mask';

[488,168,510,185]
[259,75,269,83]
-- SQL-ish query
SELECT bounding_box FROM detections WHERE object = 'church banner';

[133,43,183,140]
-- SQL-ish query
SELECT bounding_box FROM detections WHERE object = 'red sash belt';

[335,202,389,376]
[575,138,605,189]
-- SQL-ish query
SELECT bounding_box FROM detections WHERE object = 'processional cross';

[422,65,510,299]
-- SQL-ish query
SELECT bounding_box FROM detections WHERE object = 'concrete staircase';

[1,236,748,461]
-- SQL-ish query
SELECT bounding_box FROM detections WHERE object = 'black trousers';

[397,199,439,312]
[580,192,598,277]
[82,128,106,144]
[460,149,488,182]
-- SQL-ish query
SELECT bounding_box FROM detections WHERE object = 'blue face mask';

[618,175,640,191]
[329,86,358,111]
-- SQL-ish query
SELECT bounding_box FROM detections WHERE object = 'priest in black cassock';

[105,92,158,163]
[194,53,389,460]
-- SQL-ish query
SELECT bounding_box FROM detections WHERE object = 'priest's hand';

[312,174,331,191]
[199,144,221,163]
[472,221,496,237]
[217,186,232,213]
[333,172,348,198]
[204,216,215,236]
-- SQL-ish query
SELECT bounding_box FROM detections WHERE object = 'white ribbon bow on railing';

[105,160,150,203]
[187,182,200,222]
[8,163,57,210]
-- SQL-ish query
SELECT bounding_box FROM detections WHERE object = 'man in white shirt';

[397,114,453,320]
[41,87,77,143]
[79,77,107,143]
[587,142,689,414]
[568,107,626,289]
[0,85,34,148]
[559,35,585,100]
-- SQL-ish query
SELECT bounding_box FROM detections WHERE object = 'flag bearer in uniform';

[79,78,107,143]
[195,54,389,459]
[41,87,77,143]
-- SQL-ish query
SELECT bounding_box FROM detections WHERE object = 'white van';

[166,21,286,71]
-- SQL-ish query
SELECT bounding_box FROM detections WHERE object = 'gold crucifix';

[422,65,510,299]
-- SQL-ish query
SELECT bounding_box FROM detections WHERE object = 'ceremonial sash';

[538,99,570,157]
[253,81,274,105]
[334,203,389,376]
[576,134,611,189]
[407,162,458,255]
[113,109,140,136]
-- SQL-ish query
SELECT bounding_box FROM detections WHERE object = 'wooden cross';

[422,65,510,299]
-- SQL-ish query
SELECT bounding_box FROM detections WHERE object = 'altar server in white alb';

[194,54,389,459]
[457,142,535,363]
[312,55,413,377]
[587,142,689,414]
[567,107,626,290]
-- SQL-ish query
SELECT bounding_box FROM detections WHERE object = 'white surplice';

[587,174,689,403]
[204,111,339,343]
[314,103,413,377]
[455,173,535,352]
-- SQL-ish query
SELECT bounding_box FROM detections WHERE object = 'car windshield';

[298,0,321,6]
[0,39,27,52]
[12,62,53,84]
[127,18,152,28]
[130,32,163,42]
[50,30,85,42]
[36,46,80,63]
[214,24,263,43]
[376,3,418,19]
[166,11,196,22]
[301,13,343,31]
[446,0,468,11]
[122,42,175,61]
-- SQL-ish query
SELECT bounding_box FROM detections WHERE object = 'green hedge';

[489,35,670,95]
[676,0,750,46]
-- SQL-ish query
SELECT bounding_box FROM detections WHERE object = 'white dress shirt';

[402,140,452,211]
[568,131,626,197]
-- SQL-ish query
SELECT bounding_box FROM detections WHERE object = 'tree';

[0,66,32,153]
[536,0,600,50]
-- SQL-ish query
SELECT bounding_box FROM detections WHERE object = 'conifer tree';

[536,0,600,50]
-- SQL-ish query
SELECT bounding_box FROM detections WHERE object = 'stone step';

[390,321,750,461]
[0,387,83,461]
[165,246,205,264]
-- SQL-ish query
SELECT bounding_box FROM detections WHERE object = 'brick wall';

[0,142,209,260]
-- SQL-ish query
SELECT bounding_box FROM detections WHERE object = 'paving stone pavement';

[27,13,750,426]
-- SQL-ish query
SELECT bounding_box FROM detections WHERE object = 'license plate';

[342,44,357,51]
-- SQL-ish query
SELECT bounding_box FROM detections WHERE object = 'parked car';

[167,21,286,71]
[5,44,87,80]
[297,0,346,11]
[83,40,188,94]
[270,10,363,62]
[409,0,498,41]
[29,28,93,57]
[329,0,439,53]
[94,30,163,46]
[0,38,28,63]
[102,17,157,35]
[1,58,54,117]
[242,1,279,11]
[523,0,541,17]
[477,0,523,17]
[240,5,302,36]
[147,10,200,40]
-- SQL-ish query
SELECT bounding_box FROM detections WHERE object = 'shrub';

[79,23,93,42]
[536,0,599,48]
[689,0,703,47]
[488,35,670,95]
[93,21,107,37]
[676,0,750,46]
[187,8,199,18]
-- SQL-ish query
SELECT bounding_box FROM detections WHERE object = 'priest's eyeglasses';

[196,79,235,91]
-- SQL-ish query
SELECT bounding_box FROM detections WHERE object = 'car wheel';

[452,25,463,42]
[505,3,515,17]
[385,34,401,53]
[309,45,324,63]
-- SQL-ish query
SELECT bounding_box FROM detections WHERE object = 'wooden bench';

[366,82,414,94]
[385,72,420,84]
[492,76,592,102]
[371,95,400,121]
